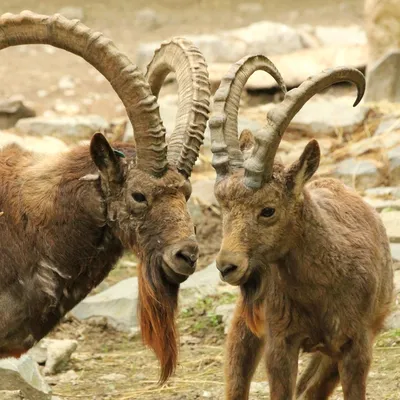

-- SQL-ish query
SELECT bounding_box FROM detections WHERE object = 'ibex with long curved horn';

[210,56,394,399]
[0,11,210,383]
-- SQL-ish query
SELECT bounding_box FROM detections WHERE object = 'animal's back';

[308,177,394,328]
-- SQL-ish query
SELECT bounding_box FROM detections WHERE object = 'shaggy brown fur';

[215,137,394,400]
[0,134,197,383]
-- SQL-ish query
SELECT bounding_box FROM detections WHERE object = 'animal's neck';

[276,189,332,288]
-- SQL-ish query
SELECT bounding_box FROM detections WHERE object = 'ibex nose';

[164,240,199,276]
[216,250,248,285]
[217,263,238,278]
[175,242,199,269]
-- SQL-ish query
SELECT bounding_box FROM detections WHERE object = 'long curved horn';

[244,67,365,189]
[209,55,287,181]
[0,11,167,176]
[145,38,210,178]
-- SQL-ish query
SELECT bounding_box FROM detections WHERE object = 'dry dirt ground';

[2,0,400,399]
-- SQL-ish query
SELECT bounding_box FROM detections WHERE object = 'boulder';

[0,355,51,399]
[0,98,36,129]
[333,158,381,191]
[391,243,400,263]
[0,391,23,400]
[134,8,162,31]
[71,261,222,330]
[250,381,269,395]
[15,115,109,139]
[365,187,400,199]
[365,0,400,66]
[191,178,217,207]
[288,96,369,138]
[363,198,400,212]
[29,339,78,375]
[314,25,367,47]
[207,45,367,91]
[388,146,400,185]
[71,277,139,332]
[57,7,85,21]
[386,310,400,329]
[365,51,400,103]
[381,211,400,243]
[136,20,304,68]
[215,303,236,334]
[374,117,400,136]
[0,132,68,154]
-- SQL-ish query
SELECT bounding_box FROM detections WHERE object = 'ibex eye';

[132,192,147,203]
[260,207,275,218]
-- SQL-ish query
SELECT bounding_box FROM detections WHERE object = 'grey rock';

[208,45,367,91]
[0,98,36,129]
[135,8,161,31]
[191,179,217,207]
[71,277,139,332]
[100,373,127,382]
[385,310,400,329]
[363,197,400,212]
[314,25,367,47]
[374,117,400,136]
[289,96,369,137]
[228,20,303,56]
[237,3,263,13]
[380,211,400,243]
[137,20,304,68]
[180,262,222,307]
[365,187,400,199]
[0,355,51,399]
[0,132,68,154]
[395,270,400,293]
[0,391,23,400]
[390,243,400,263]
[41,339,78,375]
[55,370,79,385]
[365,50,400,102]
[58,76,75,90]
[334,158,381,190]
[57,7,84,21]
[250,381,269,395]
[16,115,109,138]
[388,146,400,185]
[71,261,222,330]
[215,303,236,334]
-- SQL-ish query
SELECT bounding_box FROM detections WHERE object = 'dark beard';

[137,251,180,384]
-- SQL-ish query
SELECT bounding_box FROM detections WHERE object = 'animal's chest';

[298,311,349,357]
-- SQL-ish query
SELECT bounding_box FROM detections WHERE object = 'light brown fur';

[215,138,394,400]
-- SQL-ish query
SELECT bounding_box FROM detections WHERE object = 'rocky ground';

[1,0,400,399]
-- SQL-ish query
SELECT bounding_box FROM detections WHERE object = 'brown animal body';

[209,56,394,399]
[0,11,210,383]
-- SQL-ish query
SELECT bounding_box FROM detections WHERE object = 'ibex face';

[209,55,365,287]
[94,149,198,284]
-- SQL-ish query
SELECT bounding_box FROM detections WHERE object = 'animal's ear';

[239,129,255,152]
[285,139,320,196]
[90,133,124,186]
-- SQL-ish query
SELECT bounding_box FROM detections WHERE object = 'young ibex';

[0,11,210,383]
[209,56,394,399]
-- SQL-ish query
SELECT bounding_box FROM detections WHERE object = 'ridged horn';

[146,37,210,178]
[0,10,167,176]
[209,55,287,180]
[244,67,365,189]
